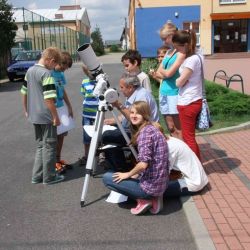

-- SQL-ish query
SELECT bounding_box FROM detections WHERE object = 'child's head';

[121,49,142,73]
[55,51,73,71]
[130,101,151,144]
[130,101,151,127]
[157,45,168,63]
[172,30,197,57]
[40,47,61,70]
[160,21,177,47]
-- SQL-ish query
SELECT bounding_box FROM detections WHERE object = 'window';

[220,0,246,4]
[183,22,200,46]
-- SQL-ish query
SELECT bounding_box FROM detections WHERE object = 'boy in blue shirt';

[79,65,99,165]
[52,51,73,174]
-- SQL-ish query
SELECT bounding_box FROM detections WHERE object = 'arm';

[20,79,28,117]
[45,99,60,126]
[111,100,130,121]
[176,67,193,88]
[156,52,185,79]
[112,161,148,183]
[21,94,28,117]
[63,89,73,117]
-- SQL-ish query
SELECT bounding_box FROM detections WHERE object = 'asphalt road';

[0,58,197,250]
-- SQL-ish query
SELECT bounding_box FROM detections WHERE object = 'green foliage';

[91,27,105,56]
[141,58,250,130]
[0,0,17,78]
[141,58,159,86]
[205,80,250,117]
[0,0,17,56]
[110,45,120,52]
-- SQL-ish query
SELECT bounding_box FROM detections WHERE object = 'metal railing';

[13,8,90,61]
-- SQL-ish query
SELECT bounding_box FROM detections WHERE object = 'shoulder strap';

[165,49,177,68]
[197,54,206,98]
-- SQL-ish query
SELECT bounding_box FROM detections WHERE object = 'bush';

[110,45,120,52]
[206,81,250,117]
[141,58,159,86]
[141,58,250,129]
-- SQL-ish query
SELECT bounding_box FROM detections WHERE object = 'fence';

[15,8,90,59]
[0,7,90,79]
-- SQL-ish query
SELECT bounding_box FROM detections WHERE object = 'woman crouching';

[103,101,169,215]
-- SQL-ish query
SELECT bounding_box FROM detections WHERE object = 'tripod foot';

[80,201,85,207]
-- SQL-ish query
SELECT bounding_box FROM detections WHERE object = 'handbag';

[196,55,213,131]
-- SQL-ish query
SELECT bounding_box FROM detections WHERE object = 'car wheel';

[8,76,14,82]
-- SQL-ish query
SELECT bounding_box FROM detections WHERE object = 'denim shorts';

[159,94,179,115]
[82,116,95,144]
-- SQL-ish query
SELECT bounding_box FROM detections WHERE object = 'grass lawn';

[151,79,250,133]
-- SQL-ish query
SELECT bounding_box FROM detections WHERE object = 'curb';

[180,196,216,250]
[197,121,250,136]
[0,79,9,85]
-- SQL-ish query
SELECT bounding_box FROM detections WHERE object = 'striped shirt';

[21,64,57,124]
[81,78,99,118]
[137,124,169,196]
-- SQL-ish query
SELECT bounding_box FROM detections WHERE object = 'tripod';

[80,100,138,207]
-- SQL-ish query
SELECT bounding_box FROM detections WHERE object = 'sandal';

[55,162,66,174]
[59,160,73,170]
[78,156,87,166]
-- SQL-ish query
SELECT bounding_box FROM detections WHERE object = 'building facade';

[12,5,90,57]
[128,0,250,57]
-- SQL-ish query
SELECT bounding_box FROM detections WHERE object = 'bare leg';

[164,115,182,140]
[56,134,65,162]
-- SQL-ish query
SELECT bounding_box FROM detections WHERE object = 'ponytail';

[172,30,197,57]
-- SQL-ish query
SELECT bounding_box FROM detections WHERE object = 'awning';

[211,12,250,20]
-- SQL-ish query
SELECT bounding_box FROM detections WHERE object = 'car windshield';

[15,51,41,61]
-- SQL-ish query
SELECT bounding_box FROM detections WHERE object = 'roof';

[12,6,90,27]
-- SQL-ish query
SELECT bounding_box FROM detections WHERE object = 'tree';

[0,0,17,78]
[91,26,105,56]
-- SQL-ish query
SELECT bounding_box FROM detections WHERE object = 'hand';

[149,68,155,76]
[53,116,61,126]
[104,118,115,125]
[112,172,130,183]
[68,106,73,118]
[110,100,119,108]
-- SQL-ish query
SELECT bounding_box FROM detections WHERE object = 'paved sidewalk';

[194,129,250,250]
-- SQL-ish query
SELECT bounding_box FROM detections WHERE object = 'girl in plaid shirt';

[103,101,169,215]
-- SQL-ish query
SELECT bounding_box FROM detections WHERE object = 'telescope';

[77,43,118,102]
[76,43,138,207]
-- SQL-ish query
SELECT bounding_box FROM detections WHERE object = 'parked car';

[11,47,24,60]
[7,50,42,81]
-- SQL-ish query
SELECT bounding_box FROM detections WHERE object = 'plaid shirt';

[137,125,169,196]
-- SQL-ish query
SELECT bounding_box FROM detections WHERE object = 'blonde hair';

[42,47,61,64]
[159,21,177,39]
[130,101,151,145]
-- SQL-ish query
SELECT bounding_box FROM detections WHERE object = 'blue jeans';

[82,116,95,144]
[103,171,152,200]
[164,181,196,197]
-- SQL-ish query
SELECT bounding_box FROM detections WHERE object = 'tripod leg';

[80,110,105,207]
[110,109,138,161]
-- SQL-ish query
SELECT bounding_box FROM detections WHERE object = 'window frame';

[219,0,247,5]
